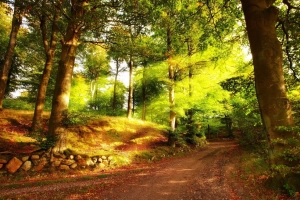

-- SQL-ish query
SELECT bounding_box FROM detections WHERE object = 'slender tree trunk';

[0,0,22,110]
[187,38,194,98]
[49,1,85,153]
[90,80,96,109]
[126,55,134,118]
[186,38,195,141]
[112,59,119,111]
[167,26,176,132]
[241,0,294,161]
[32,1,59,131]
[142,65,146,121]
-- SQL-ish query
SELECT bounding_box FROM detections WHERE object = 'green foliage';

[220,75,254,95]
[191,115,224,139]
[3,97,35,110]
[80,44,110,80]
[69,74,90,112]
[270,127,300,174]
[167,128,186,146]
[88,79,126,116]
[134,66,165,105]
[30,131,58,150]
[287,85,300,124]
[185,133,206,146]
[61,112,90,126]
[106,129,122,139]
[13,26,51,100]
[277,0,300,78]
[283,183,296,197]
[221,72,264,145]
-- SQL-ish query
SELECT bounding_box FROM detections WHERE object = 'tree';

[152,0,179,132]
[32,0,61,132]
[240,0,294,163]
[110,57,126,113]
[221,73,264,144]
[278,0,300,80]
[48,0,115,145]
[114,0,152,118]
[80,44,109,110]
[0,3,11,56]
[48,0,87,142]
[134,64,165,121]
[0,0,23,109]
[69,74,89,111]
[107,24,135,118]
[0,3,25,97]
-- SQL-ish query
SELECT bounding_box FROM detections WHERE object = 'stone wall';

[0,149,114,174]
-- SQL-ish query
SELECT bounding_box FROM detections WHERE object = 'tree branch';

[282,0,299,10]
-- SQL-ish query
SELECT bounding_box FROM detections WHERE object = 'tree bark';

[0,0,22,110]
[49,1,86,149]
[90,80,96,109]
[167,26,176,132]
[32,1,59,132]
[126,55,134,118]
[241,0,294,159]
[187,38,194,98]
[142,65,146,121]
[186,38,195,141]
[112,59,119,112]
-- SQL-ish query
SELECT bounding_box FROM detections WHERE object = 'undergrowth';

[238,126,300,198]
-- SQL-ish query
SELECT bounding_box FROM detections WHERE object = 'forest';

[0,0,300,197]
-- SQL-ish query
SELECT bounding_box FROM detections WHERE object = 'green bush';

[61,112,90,126]
[30,131,58,150]
[167,128,185,147]
[3,98,35,110]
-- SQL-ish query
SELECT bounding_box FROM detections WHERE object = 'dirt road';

[97,140,248,200]
[0,140,256,200]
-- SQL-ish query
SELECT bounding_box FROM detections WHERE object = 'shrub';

[30,131,58,150]
[3,98,35,110]
[61,112,90,126]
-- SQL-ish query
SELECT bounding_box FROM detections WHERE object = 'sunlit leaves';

[69,74,89,111]
[276,0,300,79]
[80,44,109,81]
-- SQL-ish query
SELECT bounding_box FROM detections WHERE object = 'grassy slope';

[0,109,172,167]
[0,110,296,198]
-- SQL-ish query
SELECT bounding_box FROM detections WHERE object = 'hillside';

[0,109,176,170]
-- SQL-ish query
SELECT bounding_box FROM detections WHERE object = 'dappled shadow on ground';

[115,126,168,151]
[0,138,36,154]
[0,110,40,153]
[114,138,168,151]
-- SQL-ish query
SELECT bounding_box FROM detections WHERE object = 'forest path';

[0,140,259,200]
[97,140,249,200]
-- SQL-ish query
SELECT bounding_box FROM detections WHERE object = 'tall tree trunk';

[142,65,146,121]
[186,38,195,141]
[241,0,294,161]
[90,80,96,109]
[112,59,119,112]
[167,26,176,132]
[187,38,194,98]
[0,0,22,110]
[32,1,59,132]
[49,0,86,152]
[126,55,133,118]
